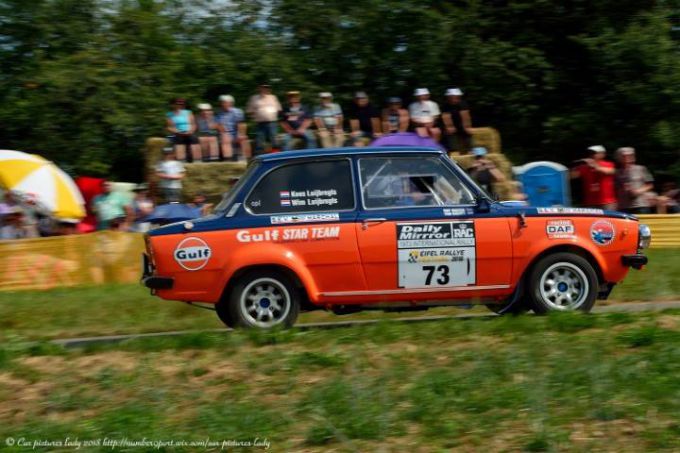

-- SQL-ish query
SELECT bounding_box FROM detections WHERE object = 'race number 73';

[423,265,450,285]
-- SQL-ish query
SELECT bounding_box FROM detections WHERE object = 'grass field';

[0,310,679,451]
[0,249,678,341]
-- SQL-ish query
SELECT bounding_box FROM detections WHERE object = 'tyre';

[225,270,300,329]
[485,299,529,315]
[215,299,235,328]
[528,253,598,314]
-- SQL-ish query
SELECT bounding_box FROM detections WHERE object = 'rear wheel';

[225,270,300,329]
[528,253,598,314]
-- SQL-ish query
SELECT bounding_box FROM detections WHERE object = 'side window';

[246,160,354,214]
[359,156,475,209]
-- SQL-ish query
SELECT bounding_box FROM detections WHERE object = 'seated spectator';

[196,103,219,161]
[280,91,316,150]
[348,91,381,146]
[215,95,251,161]
[166,98,200,163]
[91,181,133,231]
[131,183,155,232]
[442,88,473,153]
[247,83,282,155]
[409,88,441,141]
[656,182,680,214]
[615,147,655,214]
[314,92,345,148]
[467,147,505,197]
[155,147,186,204]
[382,97,410,133]
[571,145,617,210]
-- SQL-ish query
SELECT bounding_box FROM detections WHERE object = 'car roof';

[256,146,445,162]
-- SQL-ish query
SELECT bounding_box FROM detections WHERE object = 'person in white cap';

[614,147,655,214]
[570,145,617,210]
[408,88,441,140]
[196,103,219,161]
[442,88,473,153]
[247,83,282,155]
[314,92,345,148]
[215,95,251,161]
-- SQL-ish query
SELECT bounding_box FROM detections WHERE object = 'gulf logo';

[590,220,615,246]
[173,237,212,270]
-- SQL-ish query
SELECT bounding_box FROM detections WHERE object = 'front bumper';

[141,253,174,290]
[621,254,648,270]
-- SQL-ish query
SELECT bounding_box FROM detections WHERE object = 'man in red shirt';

[571,145,617,210]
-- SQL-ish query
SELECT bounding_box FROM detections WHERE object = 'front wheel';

[528,253,598,314]
[225,270,300,329]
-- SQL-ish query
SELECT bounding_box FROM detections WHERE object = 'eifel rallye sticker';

[396,221,476,288]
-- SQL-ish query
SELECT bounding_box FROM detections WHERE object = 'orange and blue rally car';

[142,147,651,329]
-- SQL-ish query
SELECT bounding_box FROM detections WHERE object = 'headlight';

[638,224,651,249]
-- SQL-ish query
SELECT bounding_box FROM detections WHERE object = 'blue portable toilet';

[513,161,571,207]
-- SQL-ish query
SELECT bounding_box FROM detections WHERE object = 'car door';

[241,157,366,294]
[355,154,513,295]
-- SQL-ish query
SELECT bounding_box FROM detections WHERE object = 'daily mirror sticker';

[590,220,615,246]
[546,220,575,239]
[396,221,476,288]
[174,237,212,271]
[270,213,340,225]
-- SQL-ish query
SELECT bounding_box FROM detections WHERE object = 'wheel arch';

[219,264,315,311]
[520,244,605,287]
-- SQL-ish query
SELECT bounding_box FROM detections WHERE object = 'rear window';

[246,159,354,214]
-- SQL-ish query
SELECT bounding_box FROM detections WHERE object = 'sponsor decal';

[590,220,615,246]
[546,219,575,239]
[173,237,212,271]
[236,226,340,243]
[277,188,339,208]
[270,213,340,224]
[537,207,604,215]
[397,221,476,288]
[442,208,468,217]
[397,222,475,249]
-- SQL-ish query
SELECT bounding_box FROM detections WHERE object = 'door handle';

[362,218,387,230]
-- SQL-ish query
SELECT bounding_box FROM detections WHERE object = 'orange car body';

[143,147,647,310]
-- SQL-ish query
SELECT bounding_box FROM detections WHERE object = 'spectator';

[441,88,473,153]
[155,147,186,204]
[0,206,38,239]
[571,145,617,210]
[91,181,133,231]
[196,103,220,161]
[280,91,316,150]
[348,91,381,146]
[615,147,655,214]
[382,97,410,133]
[409,88,441,141]
[130,183,155,232]
[247,83,282,155]
[314,92,344,148]
[467,147,505,197]
[188,193,213,217]
[166,97,200,163]
[215,95,251,161]
[656,182,679,214]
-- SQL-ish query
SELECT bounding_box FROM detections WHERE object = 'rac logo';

[174,237,212,271]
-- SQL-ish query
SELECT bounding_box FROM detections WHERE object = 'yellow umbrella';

[0,150,85,220]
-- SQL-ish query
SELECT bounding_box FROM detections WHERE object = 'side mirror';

[476,196,491,213]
